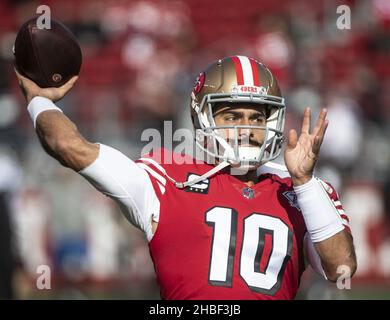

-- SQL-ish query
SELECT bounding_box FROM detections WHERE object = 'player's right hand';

[15,68,78,104]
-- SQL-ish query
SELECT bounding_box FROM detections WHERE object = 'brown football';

[14,17,82,88]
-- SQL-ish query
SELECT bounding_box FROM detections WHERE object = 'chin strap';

[165,161,231,189]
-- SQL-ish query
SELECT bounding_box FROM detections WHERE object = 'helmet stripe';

[249,58,261,86]
[231,56,244,85]
[237,55,254,86]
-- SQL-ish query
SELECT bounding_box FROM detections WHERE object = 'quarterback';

[15,55,356,299]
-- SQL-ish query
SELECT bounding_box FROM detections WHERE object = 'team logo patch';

[193,72,205,94]
[282,191,301,211]
[184,173,210,194]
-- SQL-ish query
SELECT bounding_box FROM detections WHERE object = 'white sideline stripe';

[139,157,167,175]
[157,181,166,195]
[342,218,350,227]
[237,55,254,86]
[319,179,333,194]
[337,209,346,216]
[333,200,342,207]
[137,163,166,186]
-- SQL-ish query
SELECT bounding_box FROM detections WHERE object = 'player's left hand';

[284,107,328,186]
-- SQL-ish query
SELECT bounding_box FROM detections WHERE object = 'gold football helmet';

[190,55,286,169]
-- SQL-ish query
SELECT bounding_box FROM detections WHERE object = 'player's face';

[213,103,267,148]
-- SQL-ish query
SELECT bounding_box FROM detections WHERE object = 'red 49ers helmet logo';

[193,72,205,94]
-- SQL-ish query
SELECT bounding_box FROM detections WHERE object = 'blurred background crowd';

[0,0,389,299]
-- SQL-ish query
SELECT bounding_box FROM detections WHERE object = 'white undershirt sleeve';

[303,232,327,279]
[78,143,159,241]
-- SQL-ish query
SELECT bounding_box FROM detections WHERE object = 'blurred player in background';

[15,55,356,299]
[0,148,22,299]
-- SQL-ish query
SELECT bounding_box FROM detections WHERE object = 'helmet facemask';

[195,92,285,171]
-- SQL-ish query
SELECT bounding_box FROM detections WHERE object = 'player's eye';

[251,114,267,123]
[224,115,239,122]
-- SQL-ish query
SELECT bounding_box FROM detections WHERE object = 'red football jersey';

[136,149,309,300]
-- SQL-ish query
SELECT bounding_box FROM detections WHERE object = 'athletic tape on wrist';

[294,177,345,242]
[27,96,63,128]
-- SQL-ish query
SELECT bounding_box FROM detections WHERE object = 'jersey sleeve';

[134,149,171,223]
[78,144,160,241]
[317,179,351,233]
[135,158,167,198]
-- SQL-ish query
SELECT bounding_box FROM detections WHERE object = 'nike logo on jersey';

[184,173,210,194]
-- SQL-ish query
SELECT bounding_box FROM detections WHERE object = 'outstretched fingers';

[312,108,328,137]
[287,129,298,150]
[14,68,36,99]
[312,118,328,154]
[58,76,79,97]
[311,109,329,154]
[301,107,311,134]
[14,68,34,87]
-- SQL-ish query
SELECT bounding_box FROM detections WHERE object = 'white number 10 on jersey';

[206,207,293,295]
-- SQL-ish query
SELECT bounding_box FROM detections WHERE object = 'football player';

[15,55,356,299]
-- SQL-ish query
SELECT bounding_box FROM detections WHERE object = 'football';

[13,17,82,88]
